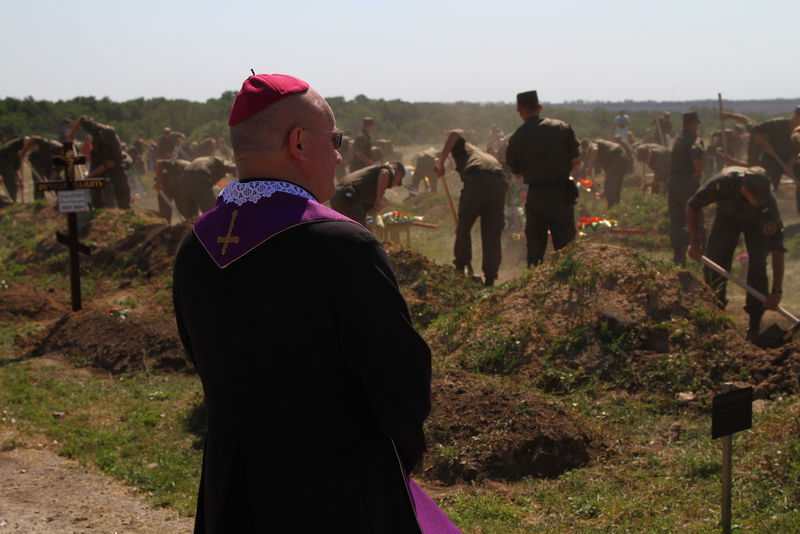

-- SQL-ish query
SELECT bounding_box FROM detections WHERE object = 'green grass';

[459,325,530,375]
[435,393,800,533]
[0,362,203,513]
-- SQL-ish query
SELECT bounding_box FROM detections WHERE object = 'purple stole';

[193,179,355,268]
[392,441,461,533]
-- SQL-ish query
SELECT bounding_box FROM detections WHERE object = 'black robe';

[173,219,431,533]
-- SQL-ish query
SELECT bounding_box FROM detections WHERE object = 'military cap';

[682,111,701,124]
[362,116,375,125]
[742,168,772,205]
[163,127,171,133]
[228,73,309,127]
[794,105,800,116]
[516,90,539,107]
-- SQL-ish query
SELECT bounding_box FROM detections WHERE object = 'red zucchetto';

[228,73,310,127]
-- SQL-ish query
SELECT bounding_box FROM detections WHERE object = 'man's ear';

[287,127,305,161]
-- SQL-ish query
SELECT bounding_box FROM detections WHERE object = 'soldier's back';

[507,117,578,185]
[670,130,703,176]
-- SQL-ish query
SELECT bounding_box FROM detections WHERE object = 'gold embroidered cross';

[217,210,240,256]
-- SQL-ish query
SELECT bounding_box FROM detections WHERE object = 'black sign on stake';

[711,385,753,534]
[712,387,753,439]
[39,142,105,311]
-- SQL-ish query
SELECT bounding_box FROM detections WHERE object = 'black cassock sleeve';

[334,232,432,472]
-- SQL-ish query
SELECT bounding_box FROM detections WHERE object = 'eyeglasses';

[301,128,343,150]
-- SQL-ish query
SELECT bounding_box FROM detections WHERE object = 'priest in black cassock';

[172,73,433,533]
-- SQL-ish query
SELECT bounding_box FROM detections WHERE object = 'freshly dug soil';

[424,370,598,484]
[26,307,190,374]
[0,283,65,322]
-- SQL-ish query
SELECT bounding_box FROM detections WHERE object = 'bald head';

[231,89,329,157]
[230,86,341,202]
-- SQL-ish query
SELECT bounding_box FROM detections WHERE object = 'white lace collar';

[220,180,315,206]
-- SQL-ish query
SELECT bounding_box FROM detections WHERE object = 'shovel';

[701,255,800,347]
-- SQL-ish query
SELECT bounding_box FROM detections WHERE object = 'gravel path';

[0,431,193,534]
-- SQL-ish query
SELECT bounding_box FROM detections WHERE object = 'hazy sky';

[1,0,796,104]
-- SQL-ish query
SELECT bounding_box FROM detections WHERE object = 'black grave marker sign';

[711,387,753,439]
[712,385,753,533]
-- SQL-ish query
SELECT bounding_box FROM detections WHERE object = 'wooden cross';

[217,210,240,256]
[39,142,105,311]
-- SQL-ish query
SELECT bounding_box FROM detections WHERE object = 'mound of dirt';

[27,307,190,374]
[85,209,166,247]
[0,283,65,322]
[424,370,597,484]
[384,243,482,328]
[91,221,190,278]
[425,241,800,398]
[4,206,174,276]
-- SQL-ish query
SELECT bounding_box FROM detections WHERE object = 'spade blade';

[756,323,788,348]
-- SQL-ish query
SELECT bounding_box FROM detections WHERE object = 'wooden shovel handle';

[700,255,800,324]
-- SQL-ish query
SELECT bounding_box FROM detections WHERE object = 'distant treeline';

[552,98,799,116]
[1,93,792,149]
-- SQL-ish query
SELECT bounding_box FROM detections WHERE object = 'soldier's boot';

[453,262,466,276]
[484,276,495,287]
[746,313,763,344]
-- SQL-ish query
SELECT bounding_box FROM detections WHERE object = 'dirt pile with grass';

[0,283,65,322]
[25,306,190,373]
[90,221,190,278]
[383,248,602,485]
[423,370,598,484]
[426,241,800,399]
[384,243,482,328]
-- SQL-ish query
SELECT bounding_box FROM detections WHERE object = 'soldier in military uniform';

[506,90,580,267]
[156,127,186,160]
[411,147,439,193]
[179,155,236,218]
[636,142,670,194]
[668,112,705,266]
[196,134,217,157]
[580,138,631,208]
[349,117,375,173]
[68,117,130,209]
[708,127,745,172]
[687,167,784,342]
[435,130,507,285]
[721,108,800,197]
[134,133,154,173]
[0,137,26,201]
[330,162,405,226]
[18,135,64,200]
[155,158,190,221]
